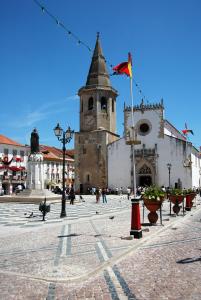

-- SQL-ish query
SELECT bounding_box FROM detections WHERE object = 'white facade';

[0,139,29,195]
[0,135,75,195]
[43,159,75,189]
[108,101,201,191]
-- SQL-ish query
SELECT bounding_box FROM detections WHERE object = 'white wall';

[108,137,131,191]
[126,108,163,148]
[191,149,201,188]
[157,136,192,188]
[108,106,201,190]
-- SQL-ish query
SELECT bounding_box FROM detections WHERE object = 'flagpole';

[130,76,137,198]
[186,136,188,161]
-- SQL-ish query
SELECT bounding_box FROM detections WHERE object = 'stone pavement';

[0,195,130,229]
[0,195,201,299]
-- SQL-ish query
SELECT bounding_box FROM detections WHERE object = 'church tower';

[75,34,119,193]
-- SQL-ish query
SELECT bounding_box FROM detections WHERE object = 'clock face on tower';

[85,115,94,127]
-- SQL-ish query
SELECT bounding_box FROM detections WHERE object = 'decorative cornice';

[124,99,164,112]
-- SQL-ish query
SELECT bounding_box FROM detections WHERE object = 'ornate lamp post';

[54,123,74,217]
[167,163,172,188]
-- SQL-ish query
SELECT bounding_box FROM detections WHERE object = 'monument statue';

[30,128,40,154]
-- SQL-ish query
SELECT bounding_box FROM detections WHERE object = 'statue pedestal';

[27,153,44,190]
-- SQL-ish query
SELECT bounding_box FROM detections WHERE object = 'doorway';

[80,184,83,194]
[139,175,152,187]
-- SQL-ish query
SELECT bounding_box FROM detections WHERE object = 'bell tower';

[79,33,117,133]
[75,34,119,193]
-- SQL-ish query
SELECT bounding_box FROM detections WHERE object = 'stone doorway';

[80,184,83,194]
[139,175,152,187]
[138,164,153,187]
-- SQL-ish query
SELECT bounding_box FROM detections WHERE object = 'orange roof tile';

[0,134,23,147]
[66,149,75,159]
[40,145,74,162]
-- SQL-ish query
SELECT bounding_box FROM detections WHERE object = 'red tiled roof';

[66,149,75,159]
[0,134,23,147]
[40,145,74,161]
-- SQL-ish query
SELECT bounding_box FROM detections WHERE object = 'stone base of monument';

[0,189,62,204]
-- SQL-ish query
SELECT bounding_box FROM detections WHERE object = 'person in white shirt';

[127,187,131,200]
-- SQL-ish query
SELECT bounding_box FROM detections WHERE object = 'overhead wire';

[32,0,150,106]
[32,0,92,52]
[32,0,195,145]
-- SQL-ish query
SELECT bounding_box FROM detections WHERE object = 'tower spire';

[86,34,111,87]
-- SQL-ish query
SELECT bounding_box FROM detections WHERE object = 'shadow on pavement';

[176,257,201,264]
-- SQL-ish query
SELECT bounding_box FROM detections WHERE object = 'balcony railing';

[1,175,26,182]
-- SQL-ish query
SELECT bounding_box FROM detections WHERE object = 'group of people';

[54,185,201,207]
[95,187,107,203]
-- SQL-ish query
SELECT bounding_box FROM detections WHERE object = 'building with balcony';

[0,134,75,195]
[0,134,28,195]
[40,145,75,190]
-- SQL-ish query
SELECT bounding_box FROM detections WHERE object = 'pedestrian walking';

[102,188,107,203]
[127,187,131,200]
[95,187,100,203]
[69,185,75,205]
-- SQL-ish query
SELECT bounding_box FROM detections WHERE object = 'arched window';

[101,97,107,112]
[87,174,90,182]
[88,97,93,110]
[81,100,83,112]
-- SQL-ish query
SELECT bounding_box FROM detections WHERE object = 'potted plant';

[168,188,184,215]
[142,186,166,224]
[183,188,196,211]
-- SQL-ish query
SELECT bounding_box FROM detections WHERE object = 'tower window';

[81,100,83,112]
[88,97,93,110]
[87,174,90,182]
[101,97,107,112]
[112,99,114,112]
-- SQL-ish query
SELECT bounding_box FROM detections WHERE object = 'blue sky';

[0,0,201,150]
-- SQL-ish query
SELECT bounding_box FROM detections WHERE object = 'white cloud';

[10,95,79,128]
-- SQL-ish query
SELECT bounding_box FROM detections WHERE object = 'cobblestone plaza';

[0,195,201,299]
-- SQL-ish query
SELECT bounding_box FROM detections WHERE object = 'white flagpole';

[186,134,188,160]
[130,76,137,198]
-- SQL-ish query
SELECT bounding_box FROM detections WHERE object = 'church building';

[74,34,119,193]
[75,35,200,193]
[108,100,201,190]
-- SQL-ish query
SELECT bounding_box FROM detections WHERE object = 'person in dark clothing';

[95,187,100,203]
[102,188,107,203]
[69,186,75,205]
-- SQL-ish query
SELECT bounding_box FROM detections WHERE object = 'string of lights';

[32,0,195,142]
[32,0,151,104]
[32,0,92,52]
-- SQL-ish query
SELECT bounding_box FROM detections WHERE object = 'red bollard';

[130,198,142,239]
[185,195,191,211]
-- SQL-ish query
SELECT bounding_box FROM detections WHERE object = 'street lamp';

[54,123,74,217]
[167,163,172,188]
